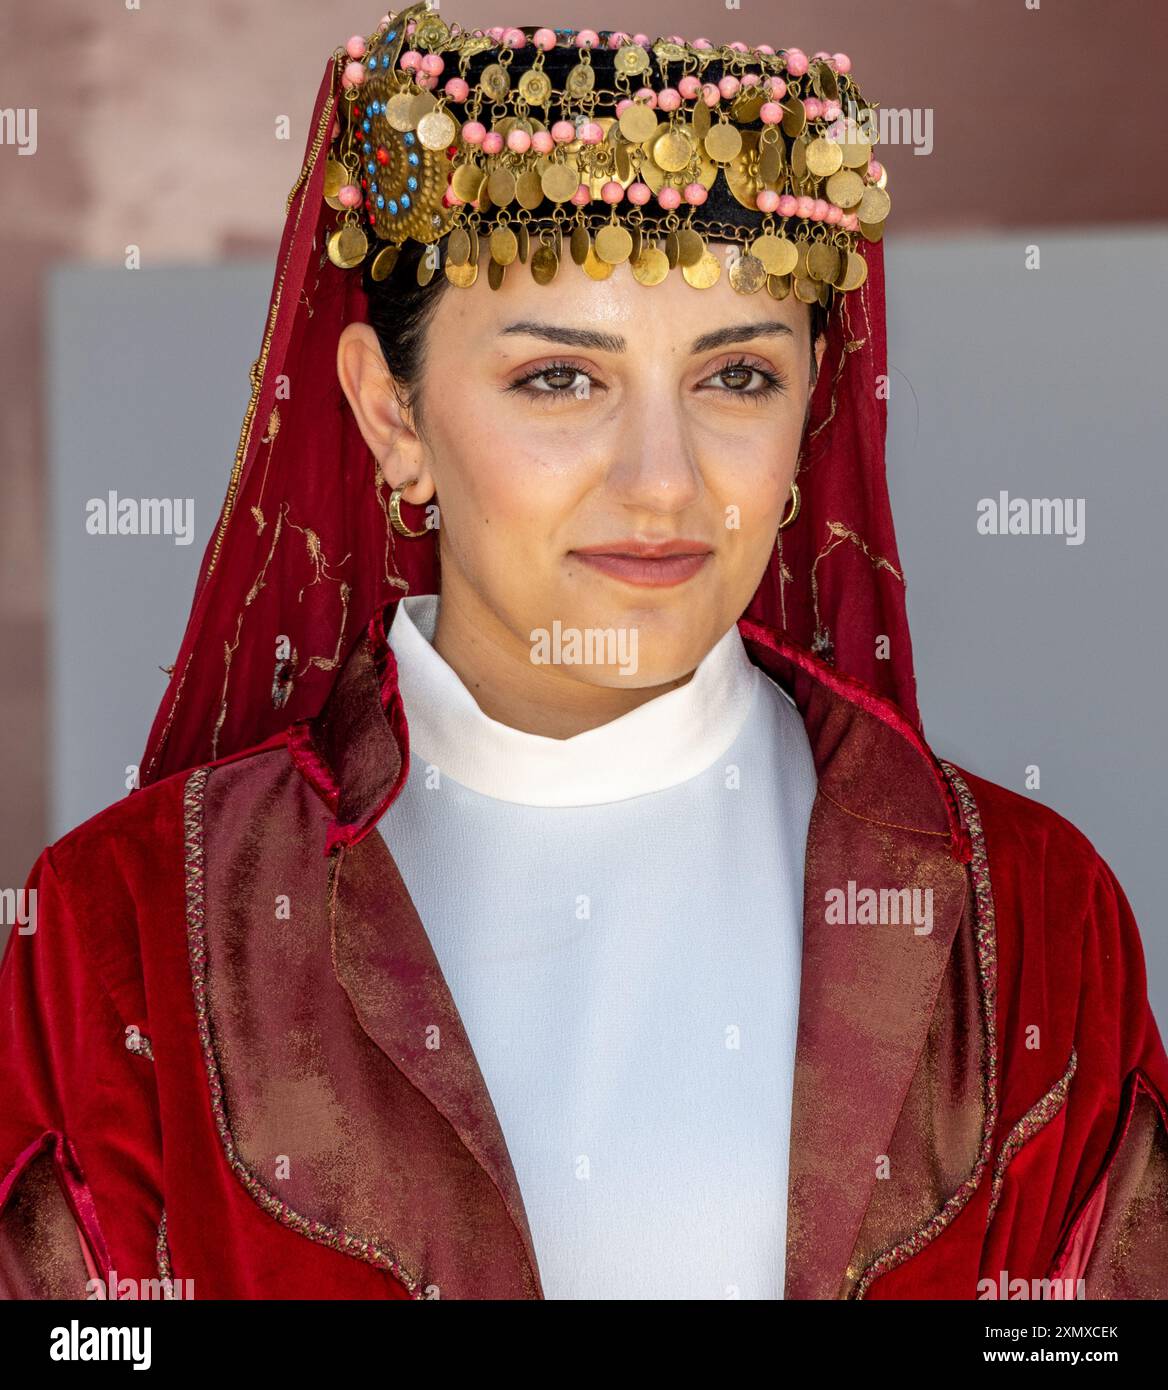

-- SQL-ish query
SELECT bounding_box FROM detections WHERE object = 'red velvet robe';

[2,600,1166,1299]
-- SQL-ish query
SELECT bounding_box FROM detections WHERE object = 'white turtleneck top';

[377,593,817,1300]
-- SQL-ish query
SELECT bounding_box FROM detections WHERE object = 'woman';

[1,8,1165,1301]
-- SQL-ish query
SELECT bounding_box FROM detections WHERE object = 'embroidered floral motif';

[988,1048,1078,1223]
[182,765,424,1298]
[851,762,1000,1298]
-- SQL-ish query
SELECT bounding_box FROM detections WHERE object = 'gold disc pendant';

[682,251,721,288]
[327,224,368,269]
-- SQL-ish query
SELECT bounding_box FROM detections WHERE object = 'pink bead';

[833,53,852,74]
[683,182,708,205]
[826,205,843,224]
[461,120,486,144]
[532,130,554,154]
[812,199,829,219]
[756,189,780,213]
[616,98,633,115]
[579,121,604,144]
[551,120,576,143]
[760,102,783,125]
[868,159,883,179]
[658,185,681,210]
[757,44,776,55]
[813,50,831,61]
[667,34,685,45]
[719,76,741,99]
[571,183,592,205]
[843,213,859,232]
[633,33,650,46]
[507,128,532,153]
[778,194,798,216]
[627,181,652,206]
[415,72,438,91]
[400,49,421,71]
[602,180,624,204]
[658,87,682,112]
[786,48,808,76]
[342,61,366,88]
[533,28,557,50]
[701,83,720,107]
[575,29,599,48]
[487,26,505,41]
[442,188,461,207]
[503,27,526,48]
[635,86,659,107]
[345,35,366,60]
[339,184,362,208]
[729,41,749,53]
[678,75,701,99]
[769,77,788,99]
[482,130,504,154]
[692,37,712,50]
[795,196,814,217]
[824,100,841,121]
[420,53,444,76]
[607,31,628,49]
[741,73,761,88]
[804,98,822,121]
[445,76,469,101]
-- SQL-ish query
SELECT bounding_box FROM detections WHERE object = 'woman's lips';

[569,547,712,588]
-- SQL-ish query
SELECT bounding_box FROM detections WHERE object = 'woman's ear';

[336,321,434,502]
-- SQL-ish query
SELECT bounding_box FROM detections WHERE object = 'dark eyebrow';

[498,320,794,355]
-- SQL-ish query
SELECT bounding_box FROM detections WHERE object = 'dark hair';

[362,238,831,434]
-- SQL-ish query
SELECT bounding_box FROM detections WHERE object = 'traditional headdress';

[139,7,916,788]
[324,3,890,303]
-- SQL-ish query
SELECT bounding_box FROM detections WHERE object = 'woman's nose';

[602,391,703,515]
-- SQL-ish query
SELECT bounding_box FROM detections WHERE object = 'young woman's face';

[342,245,826,690]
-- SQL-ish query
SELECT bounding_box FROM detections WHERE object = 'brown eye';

[718,365,754,391]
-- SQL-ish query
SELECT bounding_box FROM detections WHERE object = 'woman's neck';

[430,581,694,740]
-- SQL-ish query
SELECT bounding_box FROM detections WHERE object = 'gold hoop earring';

[776,482,801,531]
[388,479,429,538]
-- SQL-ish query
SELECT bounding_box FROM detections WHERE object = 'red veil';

[140,51,916,788]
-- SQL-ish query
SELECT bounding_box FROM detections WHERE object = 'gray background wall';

[47,227,1168,1026]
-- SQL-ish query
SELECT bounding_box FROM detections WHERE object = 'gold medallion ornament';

[676,228,706,267]
[751,234,798,276]
[445,257,478,287]
[858,186,892,223]
[653,128,695,173]
[327,223,368,269]
[518,69,552,105]
[490,226,518,265]
[582,245,614,280]
[729,252,767,294]
[570,222,591,264]
[531,243,559,284]
[480,63,510,100]
[417,109,457,152]
[326,7,890,301]
[595,223,634,264]
[631,246,670,285]
[541,163,580,203]
[682,251,722,288]
[370,243,399,281]
[619,102,658,144]
[805,137,843,177]
[705,122,743,164]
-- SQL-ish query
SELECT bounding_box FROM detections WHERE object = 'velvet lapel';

[738,620,972,1299]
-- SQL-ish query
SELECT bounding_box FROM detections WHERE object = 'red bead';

[376,146,390,164]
